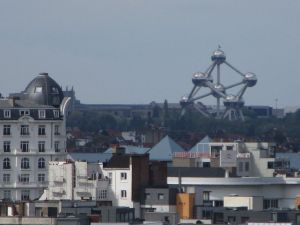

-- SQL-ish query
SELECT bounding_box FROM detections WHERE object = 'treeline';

[67,106,300,149]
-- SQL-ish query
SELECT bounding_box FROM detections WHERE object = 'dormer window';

[20,110,30,116]
[35,87,42,93]
[38,110,46,119]
[53,110,59,118]
[4,110,11,118]
[52,87,59,94]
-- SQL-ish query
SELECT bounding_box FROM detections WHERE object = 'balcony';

[203,200,213,207]
[75,188,92,197]
[52,187,64,194]
[53,176,64,183]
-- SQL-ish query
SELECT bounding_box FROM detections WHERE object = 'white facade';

[44,161,134,206]
[45,161,73,200]
[0,108,68,201]
[223,196,263,210]
[209,141,277,177]
[43,158,143,217]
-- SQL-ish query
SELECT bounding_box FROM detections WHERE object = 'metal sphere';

[243,72,257,87]
[192,72,213,86]
[212,84,226,98]
[180,96,191,107]
[223,95,244,107]
[211,49,226,64]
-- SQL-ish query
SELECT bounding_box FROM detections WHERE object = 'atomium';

[180,47,257,121]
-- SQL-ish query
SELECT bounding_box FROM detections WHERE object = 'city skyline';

[0,0,299,107]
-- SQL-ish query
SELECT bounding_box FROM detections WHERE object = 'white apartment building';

[0,73,70,201]
[43,154,150,218]
[175,141,288,177]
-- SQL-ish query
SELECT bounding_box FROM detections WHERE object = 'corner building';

[0,73,70,201]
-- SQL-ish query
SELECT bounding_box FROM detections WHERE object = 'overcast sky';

[0,0,299,107]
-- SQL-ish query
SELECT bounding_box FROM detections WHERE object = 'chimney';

[9,97,18,107]
[112,146,126,155]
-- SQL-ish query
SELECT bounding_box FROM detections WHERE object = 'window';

[52,87,59,94]
[3,158,11,169]
[38,141,45,152]
[238,162,243,172]
[91,172,97,180]
[245,162,250,172]
[214,200,224,207]
[3,190,11,200]
[3,174,10,183]
[268,161,274,169]
[121,190,127,198]
[203,191,210,201]
[20,109,30,116]
[202,210,212,219]
[98,190,107,199]
[38,173,45,182]
[38,125,46,135]
[226,145,233,150]
[35,86,42,93]
[3,125,11,135]
[19,174,30,183]
[53,110,60,118]
[214,213,224,224]
[20,141,29,152]
[54,125,60,135]
[38,158,45,169]
[21,158,30,169]
[3,141,11,152]
[228,216,236,223]
[4,110,11,118]
[38,110,46,119]
[108,172,112,185]
[263,199,278,209]
[241,217,250,223]
[54,141,59,152]
[20,125,29,135]
[120,172,127,180]
[158,193,164,200]
[21,190,30,201]
[145,193,150,200]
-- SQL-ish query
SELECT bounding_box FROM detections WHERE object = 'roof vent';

[39,72,48,76]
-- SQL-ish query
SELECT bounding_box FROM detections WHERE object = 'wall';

[224,196,263,210]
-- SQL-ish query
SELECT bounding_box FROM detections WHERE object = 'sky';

[0,0,299,108]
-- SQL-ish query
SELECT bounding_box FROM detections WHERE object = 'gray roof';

[189,135,211,153]
[105,145,149,154]
[0,99,62,120]
[147,135,183,161]
[23,73,64,107]
[67,153,112,163]
[0,99,54,108]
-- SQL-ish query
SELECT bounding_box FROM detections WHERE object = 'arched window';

[3,158,10,169]
[21,158,30,169]
[38,158,45,169]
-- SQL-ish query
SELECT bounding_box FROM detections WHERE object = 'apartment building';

[0,73,70,201]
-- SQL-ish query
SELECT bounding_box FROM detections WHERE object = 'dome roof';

[23,73,64,107]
